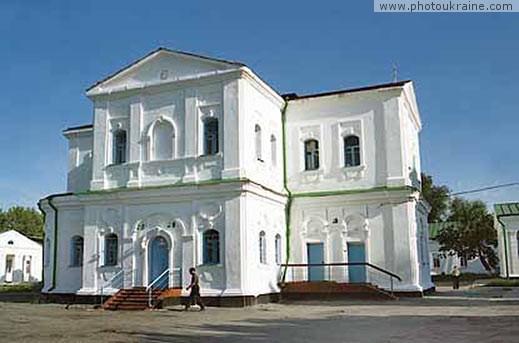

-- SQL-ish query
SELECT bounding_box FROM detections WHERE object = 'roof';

[494,202,519,217]
[0,230,42,248]
[86,47,246,92]
[428,222,458,240]
[282,80,412,101]
[63,124,94,133]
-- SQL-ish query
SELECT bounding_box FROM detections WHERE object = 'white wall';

[496,215,519,277]
[242,192,286,296]
[285,85,420,194]
[0,231,42,284]
[65,129,93,193]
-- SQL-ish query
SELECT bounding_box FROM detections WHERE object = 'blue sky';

[0,1,517,209]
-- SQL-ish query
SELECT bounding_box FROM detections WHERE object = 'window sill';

[198,263,222,268]
[341,164,366,180]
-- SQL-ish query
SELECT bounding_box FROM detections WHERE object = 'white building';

[39,48,433,305]
[495,203,519,278]
[0,230,42,284]
[429,222,487,276]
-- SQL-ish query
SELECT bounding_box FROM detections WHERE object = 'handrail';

[99,269,124,306]
[280,262,402,281]
[146,268,170,308]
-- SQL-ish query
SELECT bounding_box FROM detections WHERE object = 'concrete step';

[102,287,167,311]
[281,281,397,301]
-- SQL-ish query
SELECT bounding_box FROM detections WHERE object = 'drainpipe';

[36,201,47,291]
[280,100,292,283]
[497,217,510,279]
[47,196,59,292]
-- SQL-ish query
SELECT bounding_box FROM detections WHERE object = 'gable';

[87,48,244,96]
[0,230,42,249]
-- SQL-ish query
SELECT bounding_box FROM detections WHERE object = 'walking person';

[452,265,461,290]
[185,267,205,311]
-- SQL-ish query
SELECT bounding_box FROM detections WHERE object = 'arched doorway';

[148,236,169,285]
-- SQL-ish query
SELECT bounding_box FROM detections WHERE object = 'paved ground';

[1,286,519,343]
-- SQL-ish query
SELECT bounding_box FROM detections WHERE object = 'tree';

[421,173,450,223]
[436,198,498,273]
[0,206,44,239]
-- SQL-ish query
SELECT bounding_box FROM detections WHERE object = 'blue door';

[149,237,169,284]
[307,243,325,281]
[347,242,366,283]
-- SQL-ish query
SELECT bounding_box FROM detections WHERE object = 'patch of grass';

[482,279,519,287]
[0,282,42,293]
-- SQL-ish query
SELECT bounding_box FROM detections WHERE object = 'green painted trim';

[497,217,510,279]
[291,185,417,199]
[280,101,292,282]
[72,177,288,200]
[47,197,59,292]
[77,177,245,197]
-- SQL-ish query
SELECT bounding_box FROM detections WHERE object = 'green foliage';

[0,282,42,293]
[0,206,44,239]
[437,198,498,272]
[421,173,450,223]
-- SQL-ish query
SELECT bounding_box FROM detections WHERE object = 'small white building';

[428,222,487,276]
[39,48,433,305]
[0,230,42,284]
[495,203,519,278]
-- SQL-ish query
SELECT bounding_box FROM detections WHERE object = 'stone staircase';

[103,287,165,311]
[281,281,397,301]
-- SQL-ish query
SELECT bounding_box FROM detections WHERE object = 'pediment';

[86,48,243,96]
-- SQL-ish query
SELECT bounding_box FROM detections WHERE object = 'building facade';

[495,203,519,278]
[0,230,42,284]
[428,222,487,276]
[39,48,433,303]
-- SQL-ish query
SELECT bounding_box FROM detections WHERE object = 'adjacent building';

[39,47,433,304]
[0,230,42,284]
[428,222,487,276]
[494,202,519,278]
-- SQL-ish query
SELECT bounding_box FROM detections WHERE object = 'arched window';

[203,230,220,265]
[104,234,118,266]
[344,135,360,167]
[152,120,175,160]
[255,124,262,161]
[304,139,320,171]
[44,238,51,266]
[270,135,277,166]
[70,236,84,267]
[113,130,127,164]
[275,234,282,265]
[259,231,267,264]
[203,118,219,155]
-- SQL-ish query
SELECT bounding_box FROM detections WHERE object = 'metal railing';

[280,262,402,295]
[146,268,182,308]
[99,269,124,306]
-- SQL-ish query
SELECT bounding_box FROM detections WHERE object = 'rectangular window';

[203,119,219,155]
[104,234,118,266]
[113,130,127,164]
[433,254,441,268]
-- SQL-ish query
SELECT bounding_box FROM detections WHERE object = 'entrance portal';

[347,242,366,283]
[149,236,169,285]
[307,243,325,281]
